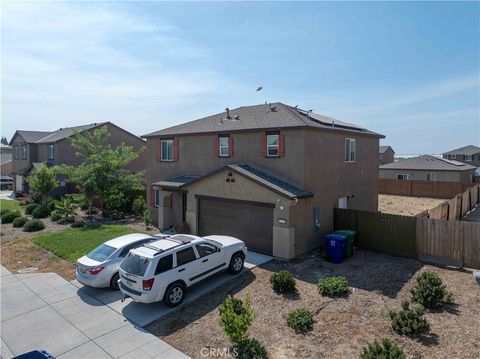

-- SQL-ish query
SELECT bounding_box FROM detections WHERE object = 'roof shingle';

[380,155,476,171]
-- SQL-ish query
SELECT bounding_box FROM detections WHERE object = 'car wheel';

[163,282,186,307]
[228,253,244,274]
[110,273,120,290]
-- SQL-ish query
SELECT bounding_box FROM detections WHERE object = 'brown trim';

[195,195,275,208]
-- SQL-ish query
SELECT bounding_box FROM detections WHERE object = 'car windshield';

[86,244,116,262]
[120,253,150,276]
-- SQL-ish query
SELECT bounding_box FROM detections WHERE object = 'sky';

[1,1,479,154]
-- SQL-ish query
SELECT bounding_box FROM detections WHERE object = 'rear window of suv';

[120,253,150,276]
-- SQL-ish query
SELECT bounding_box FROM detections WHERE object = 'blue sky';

[2,1,479,153]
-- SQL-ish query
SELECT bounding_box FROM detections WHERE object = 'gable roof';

[443,145,480,156]
[379,145,394,154]
[380,155,476,171]
[153,163,313,200]
[143,103,383,138]
[10,130,52,145]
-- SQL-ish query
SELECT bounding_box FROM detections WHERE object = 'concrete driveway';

[71,251,272,327]
[0,266,188,359]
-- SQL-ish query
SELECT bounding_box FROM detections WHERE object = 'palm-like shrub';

[389,300,430,336]
[55,196,79,221]
[361,338,405,359]
[410,271,453,309]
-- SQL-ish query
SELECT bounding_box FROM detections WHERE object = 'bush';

[0,208,11,216]
[32,205,50,219]
[270,270,296,293]
[71,219,86,228]
[132,197,146,215]
[233,338,267,359]
[317,276,349,298]
[361,338,406,359]
[1,210,21,224]
[12,217,29,228]
[50,210,62,222]
[57,217,75,225]
[23,219,45,232]
[218,294,256,344]
[87,207,99,215]
[389,300,430,336]
[25,203,39,215]
[286,308,314,333]
[410,271,454,309]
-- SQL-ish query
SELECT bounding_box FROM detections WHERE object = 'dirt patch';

[379,194,446,216]
[146,251,480,359]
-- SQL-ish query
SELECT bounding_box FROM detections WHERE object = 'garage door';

[198,197,274,255]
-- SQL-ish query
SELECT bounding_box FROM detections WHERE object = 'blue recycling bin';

[325,234,347,263]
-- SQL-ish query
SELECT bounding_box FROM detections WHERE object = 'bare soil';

[147,251,480,359]
[379,194,446,216]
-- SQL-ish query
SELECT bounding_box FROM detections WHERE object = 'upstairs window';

[161,139,173,161]
[426,173,437,181]
[397,174,411,180]
[47,144,55,160]
[219,136,229,157]
[266,134,279,157]
[13,145,18,159]
[464,155,473,161]
[21,145,27,160]
[345,138,356,162]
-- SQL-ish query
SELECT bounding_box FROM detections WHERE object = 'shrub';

[132,197,146,215]
[12,217,29,228]
[23,219,45,232]
[1,210,21,224]
[286,307,314,333]
[233,338,267,359]
[32,205,50,218]
[0,208,11,216]
[57,217,75,225]
[410,271,454,309]
[361,338,405,359]
[218,294,256,344]
[317,276,349,298]
[87,207,99,215]
[50,210,62,222]
[270,270,296,293]
[143,208,151,228]
[389,300,430,336]
[71,219,86,228]
[25,203,39,215]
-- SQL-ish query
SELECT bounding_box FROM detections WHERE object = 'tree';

[1,137,7,145]
[57,125,145,214]
[27,165,58,206]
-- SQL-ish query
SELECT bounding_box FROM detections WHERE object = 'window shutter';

[279,134,285,157]
[214,137,219,157]
[155,140,161,161]
[260,135,267,157]
[173,138,179,161]
[229,136,234,157]
[149,186,155,207]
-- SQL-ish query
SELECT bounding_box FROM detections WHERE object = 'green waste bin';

[334,230,356,258]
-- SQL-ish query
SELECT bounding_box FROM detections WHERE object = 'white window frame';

[218,136,229,157]
[161,139,173,161]
[266,134,279,157]
[21,145,27,160]
[47,144,55,160]
[426,173,437,181]
[397,173,411,180]
[464,155,473,161]
[345,138,356,162]
[154,188,160,207]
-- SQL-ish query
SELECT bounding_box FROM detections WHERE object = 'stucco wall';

[379,169,474,182]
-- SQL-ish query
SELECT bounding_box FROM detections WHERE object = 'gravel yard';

[147,250,480,359]
[378,194,447,216]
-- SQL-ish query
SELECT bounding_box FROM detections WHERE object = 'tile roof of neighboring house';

[143,103,383,138]
[34,123,107,143]
[379,145,394,154]
[380,155,476,171]
[443,145,480,156]
[153,163,313,199]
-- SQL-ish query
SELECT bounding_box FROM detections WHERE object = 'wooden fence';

[334,208,480,269]
[425,184,480,220]
[379,179,476,199]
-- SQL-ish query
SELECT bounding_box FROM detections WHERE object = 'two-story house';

[379,145,395,165]
[9,122,146,194]
[142,103,383,260]
[443,145,480,168]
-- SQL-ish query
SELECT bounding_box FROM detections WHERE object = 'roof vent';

[269,104,277,112]
[234,115,240,121]
[225,107,231,119]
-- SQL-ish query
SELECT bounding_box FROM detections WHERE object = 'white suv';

[118,234,247,306]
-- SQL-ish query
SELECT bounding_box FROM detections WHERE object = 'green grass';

[33,224,140,262]
[0,199,22,213]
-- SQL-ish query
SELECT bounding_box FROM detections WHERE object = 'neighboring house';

[0,144,12,164]
[142,102,383,260]
[379,145,395,165]
[443,145,480,168]
[9,122,146,195]
[379,155,476,182]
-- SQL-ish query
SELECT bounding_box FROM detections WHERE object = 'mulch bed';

[146,250,480,359]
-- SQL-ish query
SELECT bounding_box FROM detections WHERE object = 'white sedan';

[76,233,161,290]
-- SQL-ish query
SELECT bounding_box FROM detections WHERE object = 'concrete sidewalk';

[0,266,189,359]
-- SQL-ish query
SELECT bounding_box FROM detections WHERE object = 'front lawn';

[33,224,140,261]
[0,199,22,213]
